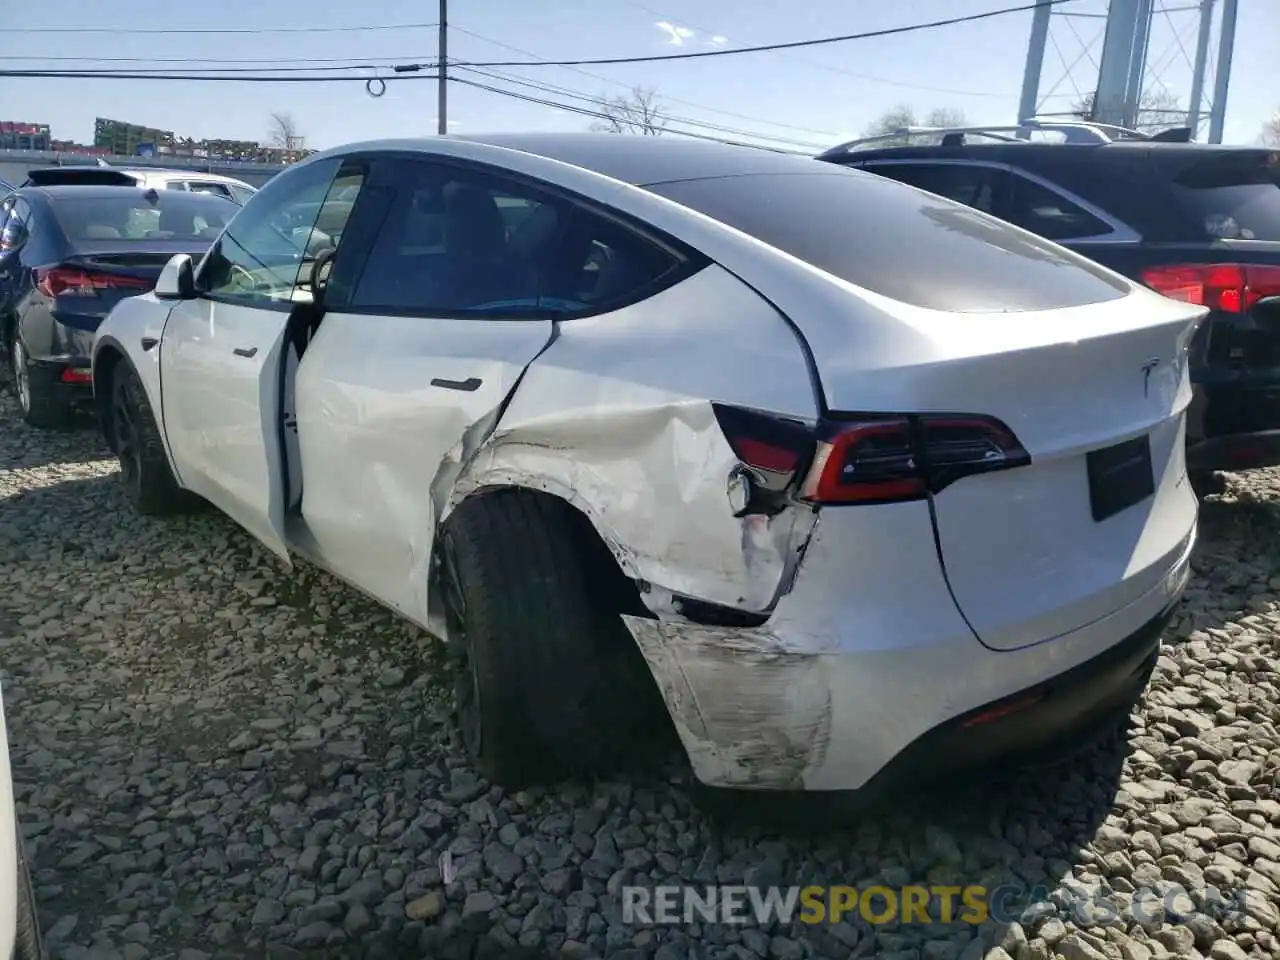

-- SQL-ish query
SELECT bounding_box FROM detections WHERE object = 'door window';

[197,158,366,308]
[1007,174,1113,241]
[346,159,683,317]
[864,162,1002,215]
[186,181,236,201]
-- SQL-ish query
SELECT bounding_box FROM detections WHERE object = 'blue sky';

[4,0,1276,153]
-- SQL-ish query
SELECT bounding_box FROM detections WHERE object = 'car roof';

[320,133,831,187]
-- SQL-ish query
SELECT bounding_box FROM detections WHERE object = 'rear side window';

[1169,150,1280,241]
[864,162,1000,215]
[1007,174,1113,241]
[49,192,236,242]
[647,171,1129,312]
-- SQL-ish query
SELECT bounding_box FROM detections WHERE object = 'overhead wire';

[443,0,1081,68]
[449,65,831,150]
[6,1,1080,75]
[446,25,842,138]
[448,76,809,153]
[5,21,439,35]
[604,0,1022,99]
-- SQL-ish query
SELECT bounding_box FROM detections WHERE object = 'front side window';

[197,158,366,306]
[1007,174,1113,241]
[348,159,683,316]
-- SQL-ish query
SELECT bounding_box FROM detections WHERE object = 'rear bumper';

[27,358,93,406]
[624,513,1194,793]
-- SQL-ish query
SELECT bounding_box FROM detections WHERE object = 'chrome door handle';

[233,346,258,358]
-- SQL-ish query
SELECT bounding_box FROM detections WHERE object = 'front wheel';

[111,361,191,515]
[439,492,653,787]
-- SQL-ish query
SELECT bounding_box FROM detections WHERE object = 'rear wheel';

[439,491,652,787]
[111,361,191,515]
[10,335,72,430]
[1189,471,1225,498]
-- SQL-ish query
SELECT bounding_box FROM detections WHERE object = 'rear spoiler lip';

[22,167,141,187]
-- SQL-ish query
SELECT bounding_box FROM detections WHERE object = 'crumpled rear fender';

[431,263,823,624]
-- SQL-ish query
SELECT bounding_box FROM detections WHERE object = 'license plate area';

[1087,435,1154,523]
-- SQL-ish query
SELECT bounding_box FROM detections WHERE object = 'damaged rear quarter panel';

[443,263,821,614]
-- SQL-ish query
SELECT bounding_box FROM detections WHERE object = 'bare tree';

[590,87,667,136]
[1070,88,1185,134]
[267,112,302,149]
[1262,109,1280,146]
[860,105,968,145]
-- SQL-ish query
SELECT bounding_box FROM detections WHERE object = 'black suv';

[818,126,1280,493]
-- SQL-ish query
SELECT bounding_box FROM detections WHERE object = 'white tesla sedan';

[90,133,1203,796]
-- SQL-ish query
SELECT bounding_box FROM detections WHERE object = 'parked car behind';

[21,166,257,206]
[1,185,236,427]
[817,125,1280,494]
[92,134,1201,798]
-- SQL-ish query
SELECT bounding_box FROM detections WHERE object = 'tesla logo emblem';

[1141,358,1160,397]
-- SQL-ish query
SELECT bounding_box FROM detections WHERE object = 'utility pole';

[437,0,448,135]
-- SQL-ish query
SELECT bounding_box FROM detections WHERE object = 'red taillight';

[1140,263,1280,314]
[799,415,1030,505]
[712,404,1031,508]
[60,368,92,384]
[36,266,152,298]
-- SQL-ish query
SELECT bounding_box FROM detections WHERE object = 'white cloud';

[655,21,695,46]
[709,35,729,45]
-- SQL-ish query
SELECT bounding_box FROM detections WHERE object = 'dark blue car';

[0,184,236,427]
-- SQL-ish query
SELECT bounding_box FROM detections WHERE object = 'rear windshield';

[49,191,236,243]
[645,171,1130,312]
[1169,150,1280,241]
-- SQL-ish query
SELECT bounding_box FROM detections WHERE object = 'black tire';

[439,491,651,787]
[1189,471,1225,498]
[10,334,72,430]
[111,360,191,516]
[13,834,45,960]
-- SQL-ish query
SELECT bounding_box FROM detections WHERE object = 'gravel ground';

[1,385,1278,960]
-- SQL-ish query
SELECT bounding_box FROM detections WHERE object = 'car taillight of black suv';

[818,125,1280,495]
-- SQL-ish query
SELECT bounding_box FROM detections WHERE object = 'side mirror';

[155,253,196,300]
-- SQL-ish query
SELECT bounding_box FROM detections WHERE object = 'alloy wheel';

[11,338,30,414]
[440,534,483,759]
[112,382,143,497]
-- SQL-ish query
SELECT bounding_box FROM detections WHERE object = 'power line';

[448,25,841,138]
[449,75,808,153]
[0,54,434,65]
[0,68,438,83]
[606,0,1020,99]
[446,1,1080,68]
[5,21,439,35]
[451,65,830,150]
